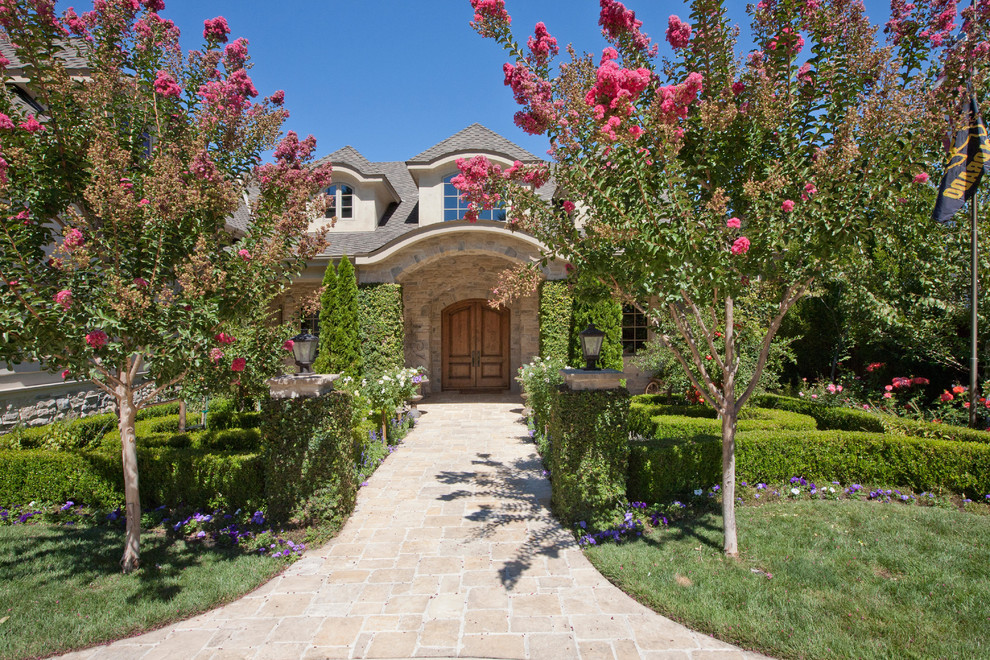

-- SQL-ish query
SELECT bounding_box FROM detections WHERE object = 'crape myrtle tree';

[458,0,990,555]
[0,0,332,572]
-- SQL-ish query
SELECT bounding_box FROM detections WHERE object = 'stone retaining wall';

[0,382,116,432]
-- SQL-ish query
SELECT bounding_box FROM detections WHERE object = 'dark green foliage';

[627,430,990,502]
[357,283,404,378]
[629,398,817,440]
[569,277,623,370]
[135,401,183,420]
[0,450,122,507]
[753,394,887,433]
[0,448,264,510]
[328,256,363,378]
[199,428,261,452]
[260,392,356,523]
[547,387,630,526]
[313,260,337,374]
[539,280,573,363]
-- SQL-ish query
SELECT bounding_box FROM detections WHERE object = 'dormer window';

[443,173,506,222]
[325,184,353,219]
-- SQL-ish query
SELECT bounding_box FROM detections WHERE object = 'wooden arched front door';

[441,300,510,391]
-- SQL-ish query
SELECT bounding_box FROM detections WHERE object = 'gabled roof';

[407,123,542,165]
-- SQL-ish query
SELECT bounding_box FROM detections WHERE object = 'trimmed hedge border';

[628,429,990,503]
[0,448,264,510]
[547,386,629,526]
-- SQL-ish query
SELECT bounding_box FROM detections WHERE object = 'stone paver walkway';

[66,394,767,660]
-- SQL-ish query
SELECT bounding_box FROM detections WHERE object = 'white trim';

[352,221,548,267]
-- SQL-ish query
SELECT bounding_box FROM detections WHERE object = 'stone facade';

[0,382,115,432]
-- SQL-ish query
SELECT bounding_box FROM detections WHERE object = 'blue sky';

[72,0,896,163]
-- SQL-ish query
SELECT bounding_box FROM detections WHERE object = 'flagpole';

[971,192,979,428]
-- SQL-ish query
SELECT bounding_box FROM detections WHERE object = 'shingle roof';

[407,123,542,164]
[0,35,90,74]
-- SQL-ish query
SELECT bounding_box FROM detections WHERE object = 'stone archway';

[396,252,539,394]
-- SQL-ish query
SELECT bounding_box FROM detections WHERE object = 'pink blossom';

[599,0,655,53]
[726,217,741,229]
[781,199,795,212]
[731,236,751,255]
[0,113,14,130]
[526,22,558,64]
[941,391,954,402]
[54,289,73,309]
[914,172,930,183]
[885,384,894,392]
[139,198,149,205]
[282,339,295,351]
[64,228,84,249]
[470,0,511,37]
[133,277,149,288]
[827,383,837,393]
[203,16,230,42]
[215,332,237,345]
[837,385,843,392]
[209,347,224,364]
[85,330,108,348]
[153,70,182,98]
[653,72,704,126]
[268,89,285,106]
[562,200,576,214]
[628,125,644,139]
[801,182,817,201]
[883,392,892,399]
[143,0,165,10]
[119,178,133,189]
[19,114,44,133]
[238,248,251,260]
[189,150,220,182]
[224,37,249,68]
[731,81,745,95]
[230,357,246,372]
[61,368,70,380]
[913,377,930,385]
[665,15,692,49]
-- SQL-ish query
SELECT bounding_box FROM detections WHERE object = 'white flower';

[828,487,836,493]
[693,489,703,496]
[791,488,800,495]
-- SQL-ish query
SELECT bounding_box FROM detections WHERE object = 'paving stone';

[312,617,363,646]
[461,634,526,659]
[364,631,417,658]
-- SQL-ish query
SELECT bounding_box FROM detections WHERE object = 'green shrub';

[313,259,338,375]
[329,255,363,378]
[147,414,198,434]
[200,428,261,452]
[260,392,356,522]
[879,416,990,445]
[0,447,264,510]
[517,357,566,443]
[206,396,236,430]
[358,283,404,378]
[539,280,572,364]
[627,430,990,502]
[135,401,182,420]
[0,450,122,507]
[547,387,630,527]
[753,394,887,433]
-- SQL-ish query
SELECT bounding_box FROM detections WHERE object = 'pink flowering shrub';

[153,70,182,98]
[665,15,691,49]
[85,330,108,349]
[230,357,246,372]
[726,217,741,229]
[731,236,750,255]
[54,289,72,309]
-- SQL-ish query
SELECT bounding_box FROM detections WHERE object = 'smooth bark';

[117,377,141,573]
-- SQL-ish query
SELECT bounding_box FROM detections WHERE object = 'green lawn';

[0,523,285,660]
[584,500,990,660]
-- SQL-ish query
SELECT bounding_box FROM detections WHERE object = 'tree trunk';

[720,408,739,557]
[117,382,141,573]
[722,295,739,557]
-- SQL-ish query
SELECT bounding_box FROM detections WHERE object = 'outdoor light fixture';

[579,323,605,371]
[290,332,319,373]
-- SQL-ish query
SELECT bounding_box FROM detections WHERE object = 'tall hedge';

[547,387,630,526]
[313,260,338,374]
[539,280,572,363]
[260,391,356,523]
[358,283,404,378]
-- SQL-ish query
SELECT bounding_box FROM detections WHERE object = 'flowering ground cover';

[581,494,990,660]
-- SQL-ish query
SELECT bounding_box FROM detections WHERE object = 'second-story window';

[443,173,506,222]
[325,184,353,219]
